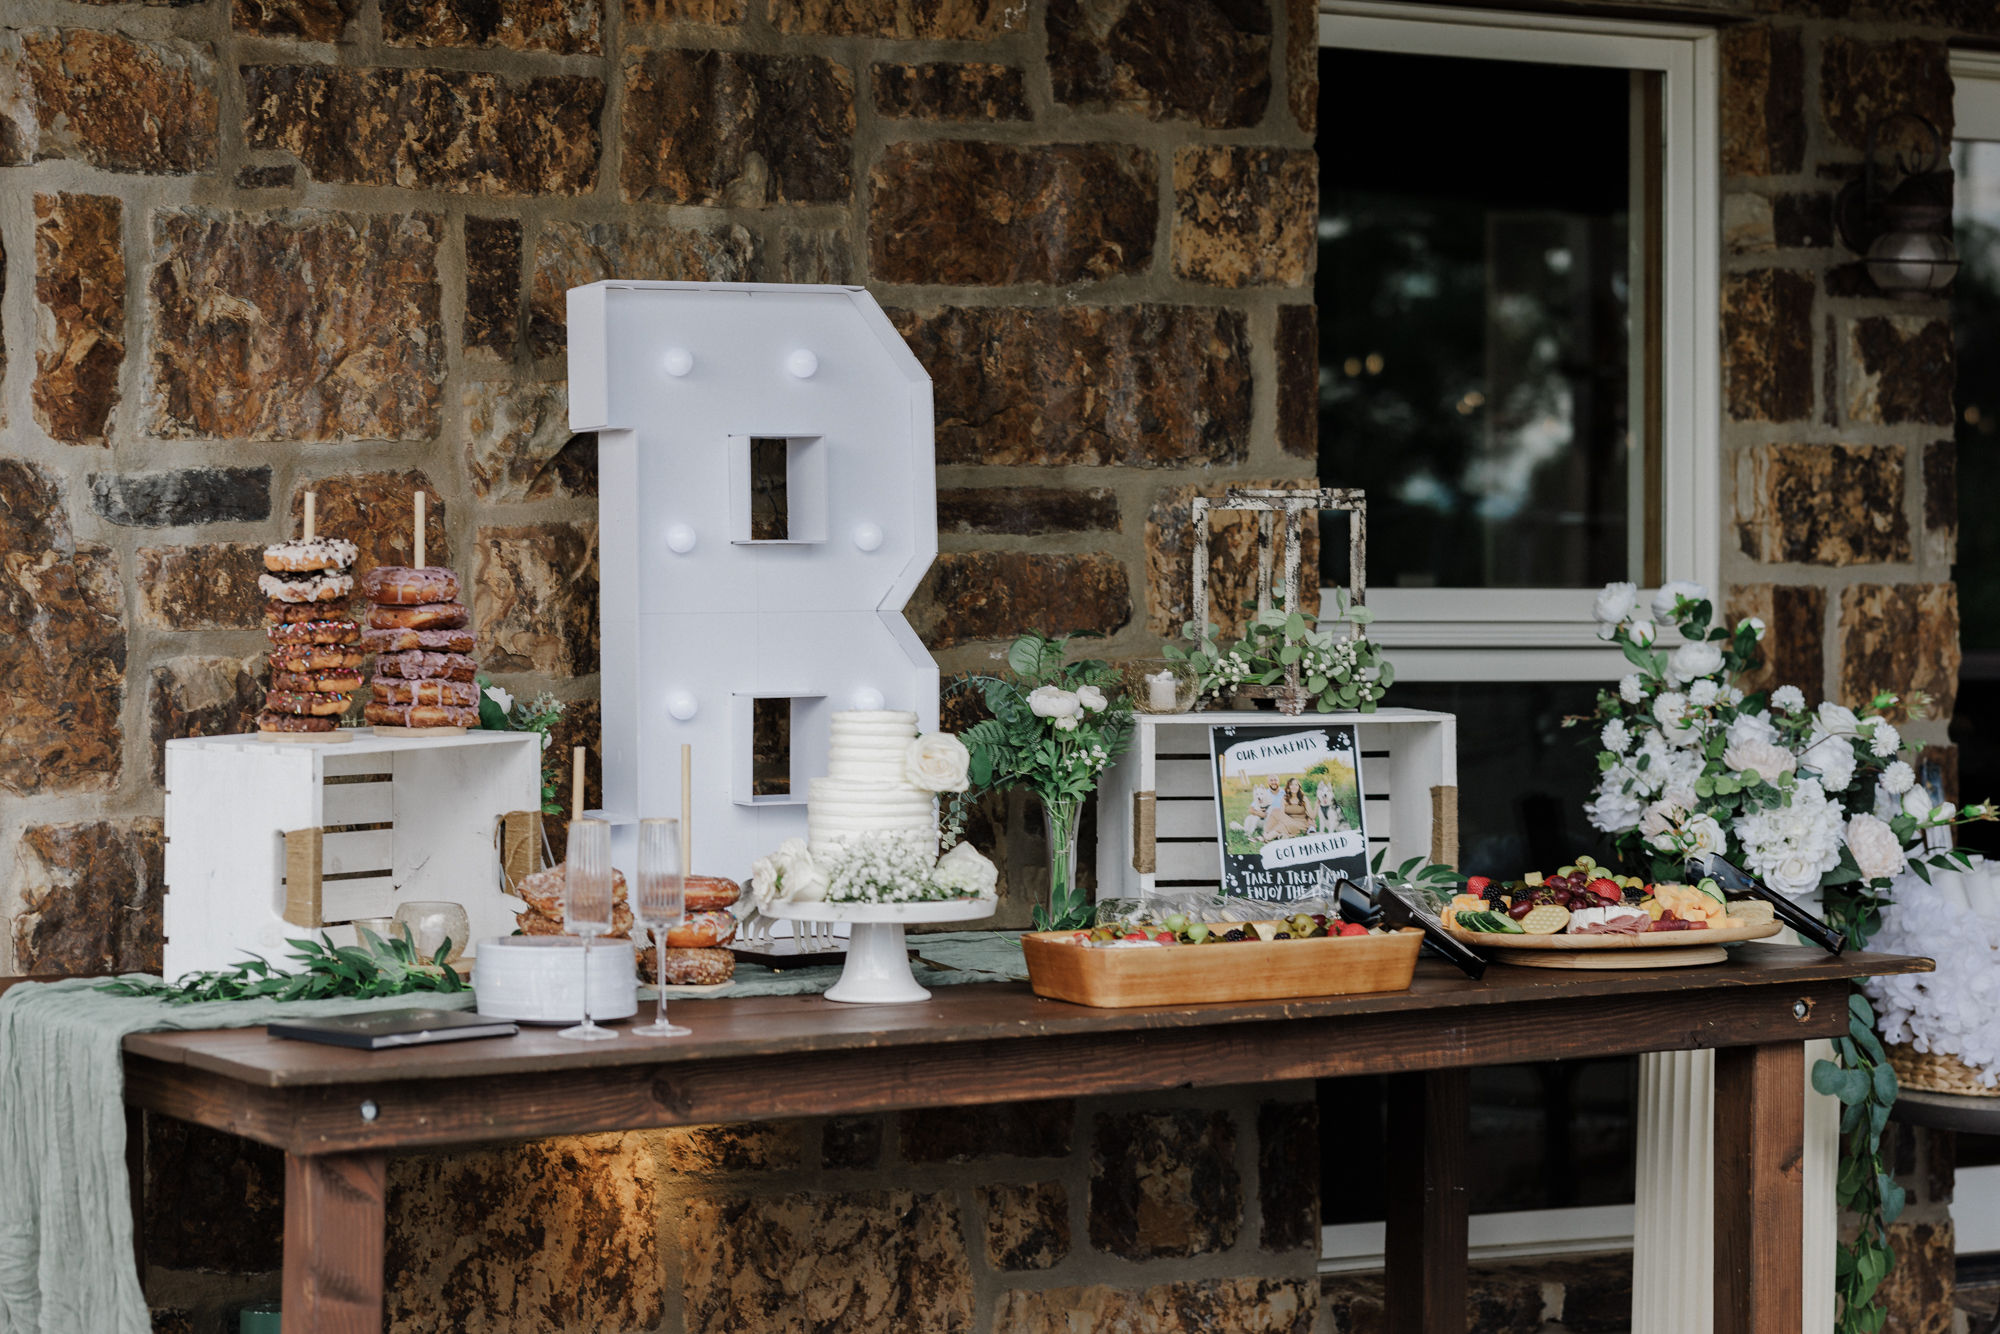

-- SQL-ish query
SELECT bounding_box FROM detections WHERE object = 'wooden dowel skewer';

[572,745,585,822]
[680,744,693,873]
[303,491,316,541]
[414,490,427,570]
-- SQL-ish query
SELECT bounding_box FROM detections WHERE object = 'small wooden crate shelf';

[163,731,542,978]
[1095,707,1458,897]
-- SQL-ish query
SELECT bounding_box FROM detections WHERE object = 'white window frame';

[1316,2,1721,683]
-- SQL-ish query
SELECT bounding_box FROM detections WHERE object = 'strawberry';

[1154,931,1176,944]
[1587,877,1622,902]
[1338,922,1368,938]
[1466,876,1491,893]
[1124,931,1148,942]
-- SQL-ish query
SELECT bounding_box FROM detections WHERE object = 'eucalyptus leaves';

[98,927,467,1004]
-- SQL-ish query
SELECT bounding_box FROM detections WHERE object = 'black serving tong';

[1346,875,1487,980]
[1689,854,1847,955]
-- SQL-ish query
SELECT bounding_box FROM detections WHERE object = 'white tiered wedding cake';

[806,710,937,853]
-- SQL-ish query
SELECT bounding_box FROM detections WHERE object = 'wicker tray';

[1888,1041,2000,1097]
[1021,927,1422,1008]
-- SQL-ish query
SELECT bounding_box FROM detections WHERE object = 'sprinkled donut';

[264,537,360,574]
[367,602,468,631]
[361,566,461,606]
[267,619,362,647]
[270,646,367,673]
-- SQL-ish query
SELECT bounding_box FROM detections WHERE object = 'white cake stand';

[762,897,995,1003]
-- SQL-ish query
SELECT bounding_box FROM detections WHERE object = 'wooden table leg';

[1714,1041,1805,1334]
[284,1150,387,1334]
[124,1106,146,1285]
[1384,1068,1469,1334]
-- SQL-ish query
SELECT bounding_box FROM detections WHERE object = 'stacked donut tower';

[257,492,363,740]
[361,491,482,734]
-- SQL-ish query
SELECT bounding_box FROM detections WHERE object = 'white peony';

[1027,686,1080,720]
[1735,783,1845,898]
[1653,691,1703,747]
[1652,580,1710,623]
[1800,728,1857,792]
[1628,619,1658,647]
[933,841,999,897]
[1640,799,1685,842]
[749,838,829,910]
[1814,701,1860,737]
[1586,785,1646,834]
[1671,639,1725,681]
[1727,710,1779,749]
[1053,715,1079,731]
[1602,719,1631,754]
[483,684,515,714]
[1846,813,1908,883]
[1771,685,1806,714]
[1902,787,1935,821]
[1869,720,1902,759]
[1881,760,1916,795]
[1596,620,1620,642]
[905,733,971,793]
[1689,680,1721,707]
[1075,684,1108,713]
[1724,739,1796,782]
[1594,581,1639,627]
[1619,674,1646,704]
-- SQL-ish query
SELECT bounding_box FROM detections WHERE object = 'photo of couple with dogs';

[1211,723,1369,899]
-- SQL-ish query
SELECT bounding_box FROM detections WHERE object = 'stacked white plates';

[472,936,639,1024]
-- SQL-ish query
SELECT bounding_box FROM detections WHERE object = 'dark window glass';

[1953,143,2000,859]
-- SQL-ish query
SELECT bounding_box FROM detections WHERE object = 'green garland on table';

[97,927,466,1004]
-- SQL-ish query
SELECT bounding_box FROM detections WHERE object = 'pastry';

[266,600,355,625]
[254,711,337,734]
[268,618,363,647]
[360,566,461,606]
[265,690,352,717]
[513,864,630,917]
[370,678,480,709]
[257,570,355,604]
[662,909,738,949]
[361,627,477,655]
[367,602,469,631]
[264,537,360,573]
[685,875,742,913]
[363,702,480,729]
[642,946,736,987]
[372,650,478,682]
[270,646,367,673]
[258,534,360,735]
[271,670,364,694]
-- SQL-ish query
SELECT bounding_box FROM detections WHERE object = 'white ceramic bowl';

[471,936,639,1024]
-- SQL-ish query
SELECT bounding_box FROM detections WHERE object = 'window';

[1314,1,1718,1268]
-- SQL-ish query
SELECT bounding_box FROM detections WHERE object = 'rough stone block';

[1735,443,1909,565]
[1726,583,1825,701]
[0,461,124,795]
[993,1278,1315,1332]
[769,0,1025,39]
[822,1116,882,1169]
[11,820,162,974]
[464,381,595,502]
[1172,146,1314,287]
[289,472,449,579]
[382,0,602,51]
[143,1115,284,1272]
[1146,478,1320,640]
[1723,269,1814,423]
[137,543,271,631]
[899,1098,1073,1162]
[1089,1107,1241,1260]
[148,208,444,442]
[1874,1217,1954,1334]
[0,29,218,174]
[1724,193,1776,254]
[892,306,1249,467]
[148,656,262,784]
[937,487,1119,535]
[538,697,602,855]
[244,66,603,198]
[1277,305,1317,458]
[475,522,600,676]
[1286,0,1314,134]
[1258,1099,1317,1251]
[385,1135,662,1333]
[621,49,852,206]
[870,142,1155,286]
[1820,37,1951,154]
[1849,316,1953,426]
[909,552,1130,650]
[1925,440,1956,564]
[1719,25,1804,176]
[150,1308,194,1334]
[775,226,855,284]
[1839,583,1959,717]
[680,1190,974,1333]
[1048,0,1270,128]
[528,220,758,358]
[234,0,356,39]
[91,468,271,528]
[661,1122,805,1173]
[34,193,124,445]
[465,216,523,360]
[629,0,746,21]
[873,61,1028,121]
[980,1181,1070,1270]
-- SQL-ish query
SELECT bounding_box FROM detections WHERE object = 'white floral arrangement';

[1865,864,2000,1084]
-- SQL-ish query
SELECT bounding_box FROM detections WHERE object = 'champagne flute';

[633,817,692,1038]
[559,818,618,1042]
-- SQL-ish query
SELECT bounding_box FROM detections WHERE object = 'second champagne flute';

[559,818,618,1042]
[633,817,692,1037]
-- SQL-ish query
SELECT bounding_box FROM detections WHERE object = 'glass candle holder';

[392,900,471,964]
[1121,658,1200,714]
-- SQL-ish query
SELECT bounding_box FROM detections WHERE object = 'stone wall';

[0,0,1316,962]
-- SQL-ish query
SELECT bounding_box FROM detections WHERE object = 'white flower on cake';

[1845,814,1907,882]
[933,841,999,897]
[1027,686,1080,720]
[905,733,971,793]
[750,838,829,910]
[1671,639,1725,682]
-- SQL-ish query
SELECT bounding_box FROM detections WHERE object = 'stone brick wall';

[0,0,1316,968]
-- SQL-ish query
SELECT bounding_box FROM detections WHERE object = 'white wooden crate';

[163,731,542,978]
[1095,708,1458,897]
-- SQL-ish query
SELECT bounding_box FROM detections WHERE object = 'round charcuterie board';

[1442,919,1782,969]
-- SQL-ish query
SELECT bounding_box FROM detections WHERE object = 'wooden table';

[107,946,1925,1334]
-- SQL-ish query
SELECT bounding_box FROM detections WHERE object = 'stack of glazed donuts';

[511,865,740,986]
[359,565,481,729]
[257,538,362,735]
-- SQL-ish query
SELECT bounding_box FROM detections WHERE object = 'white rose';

[1594,581,1639,627]
[1639,799,1683,841]
[751,838,827,909]
[1801,729,1856,792]
[1724,739,1795,782]
[1619,675,1646,704]
[933,841,999,897]
[1814,701,1860,736]
[1771,685,1806,714]
[483,684,515,714]
[1075,684,1108,713]
[1765,853,1825,899]
[1684,814,1728,860]
[1846,814,1908,883]
[1586,786,1645,834]
[1670,639,1725,681]
[1027,686,1080,720]
[1881,760,1916,796]
[1726,710,1778,749]
[1652,580,1710,622]
[1053,715,1079,731]
[1628,619,1658,647]
[905,733,971,793]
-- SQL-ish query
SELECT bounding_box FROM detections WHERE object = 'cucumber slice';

[1695,877,1727,906]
